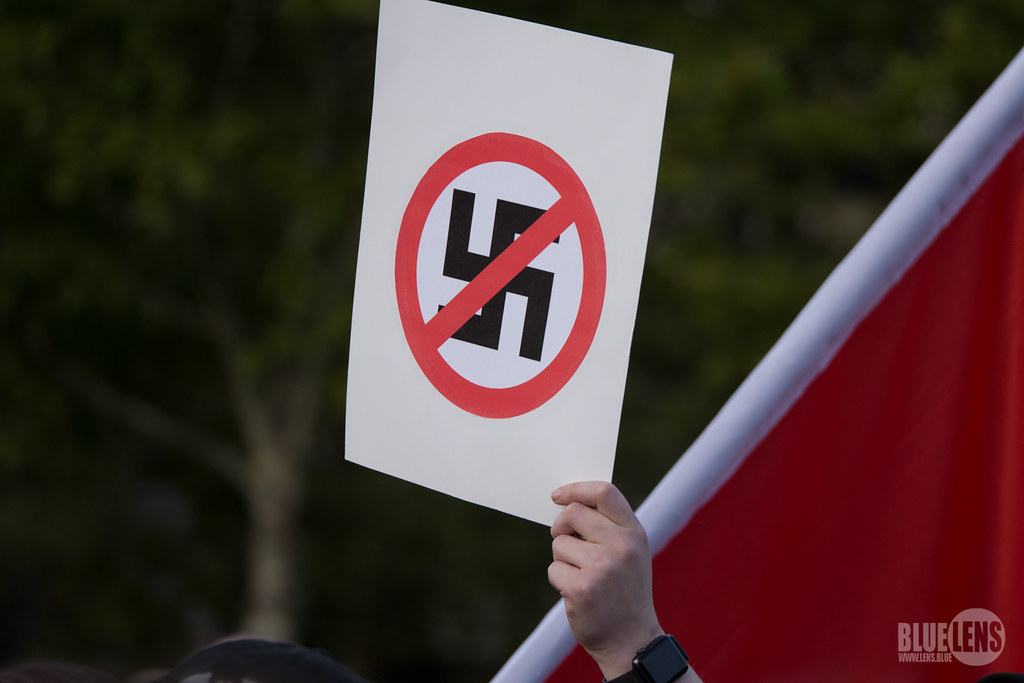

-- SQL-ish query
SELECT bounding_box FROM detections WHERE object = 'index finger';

[551,481,637,528]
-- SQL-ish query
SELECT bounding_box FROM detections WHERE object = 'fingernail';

[551,487,563,501]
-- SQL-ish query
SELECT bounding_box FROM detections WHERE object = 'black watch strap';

[602,635,689,683]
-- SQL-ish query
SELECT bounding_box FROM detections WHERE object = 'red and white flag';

[495,47,1024,682]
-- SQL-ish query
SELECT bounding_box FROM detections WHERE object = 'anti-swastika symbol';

[395,133,606,419]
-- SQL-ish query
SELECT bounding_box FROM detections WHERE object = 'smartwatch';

[604,634,690,683]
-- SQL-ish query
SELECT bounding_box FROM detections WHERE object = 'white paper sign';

[345,0,672,524]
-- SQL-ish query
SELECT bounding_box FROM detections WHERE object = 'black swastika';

[439,188,559,362]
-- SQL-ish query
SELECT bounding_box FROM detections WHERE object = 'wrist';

[590,625,665,680]
[600,634,690,683]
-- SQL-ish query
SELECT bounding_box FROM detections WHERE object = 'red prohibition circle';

[395,132,606,418]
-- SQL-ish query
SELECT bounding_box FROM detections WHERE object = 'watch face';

[636,636,688,682]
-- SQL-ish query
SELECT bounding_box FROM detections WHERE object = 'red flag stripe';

[494,47,1024,683]
[650,132,1024,681]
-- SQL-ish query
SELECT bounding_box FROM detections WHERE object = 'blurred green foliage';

[0,0,1021,680]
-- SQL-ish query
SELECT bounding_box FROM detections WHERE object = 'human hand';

[548,481,664,679]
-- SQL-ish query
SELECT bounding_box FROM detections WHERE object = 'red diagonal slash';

[422,195,576,350]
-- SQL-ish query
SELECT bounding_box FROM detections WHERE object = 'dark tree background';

[1,0,1020,680]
